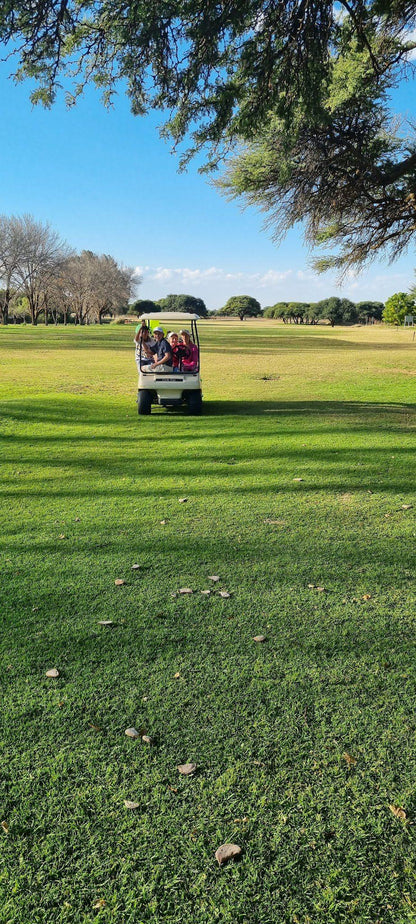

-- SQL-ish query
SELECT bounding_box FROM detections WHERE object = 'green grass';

[1,321,416,923]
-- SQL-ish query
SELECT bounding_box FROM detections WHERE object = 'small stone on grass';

[215,843,242,866]
[177,763,196,776]
[125,727,140,739]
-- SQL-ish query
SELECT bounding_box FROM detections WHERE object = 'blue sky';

[0,58,415,310]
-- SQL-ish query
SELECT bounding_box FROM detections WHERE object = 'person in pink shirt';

[179,329,199,373]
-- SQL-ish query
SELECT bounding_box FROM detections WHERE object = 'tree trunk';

[1,288,11,325]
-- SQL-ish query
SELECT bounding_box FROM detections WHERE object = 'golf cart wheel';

[138,390,152,415]
[187,390,202,415]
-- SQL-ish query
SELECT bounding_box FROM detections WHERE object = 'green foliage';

[315,297,358,326]
[287,302,309,323]
[1,4,415,270]
[156,294,208,317]
[383,292,415,325]
[217,295,262,320]
[129,298,160,315]
[356,301,385,322]
[270,302,289,320]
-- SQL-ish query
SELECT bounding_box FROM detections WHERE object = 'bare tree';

[1,215,72,325]
[58,250,139,325]
[0,215,27,325]
[58,252,94,325]
[88,253,139,324]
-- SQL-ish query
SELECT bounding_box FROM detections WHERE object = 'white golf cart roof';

[138,312,200,321]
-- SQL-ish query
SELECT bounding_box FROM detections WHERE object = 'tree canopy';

[156,294,208,316]
[1,2,415,271]
[217,295,262,320]
[383,291,415,325]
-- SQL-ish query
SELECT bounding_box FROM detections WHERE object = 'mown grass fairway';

[1,321,416,924]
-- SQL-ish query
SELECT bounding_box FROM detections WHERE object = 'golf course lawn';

[1,320,415,923]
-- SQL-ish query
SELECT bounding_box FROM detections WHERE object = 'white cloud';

[138,264,293,288]
[135,261,414,310]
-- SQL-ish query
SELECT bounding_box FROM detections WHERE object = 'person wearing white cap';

[148,327,173,372]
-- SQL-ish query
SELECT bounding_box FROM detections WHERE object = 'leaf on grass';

[234,817,249,823]
[45,668,60,678]
[1,821,9,834]
[125,727,140,739]
[308,583,315,589]
[124,800,140,810]
[58,534,67,540]
[264,518,286,525]
[98,620,114,626]
[253,635,267,643]
[114,579,125,586]
[201,590,211,595]
[215,843,242,866]
[316,586,326,592]
[179,497,188,503]
[362,594,372,601]
[141,734,153,745]
[389,805,407,820]
[75,516,81,521]
[177,763,196,775]
[89,724,102,731]
[208,575,220,582]
[179,588,193,594]
[401,504,413,510]
[219,591,231,598]
[342,752,357,766]
[174,672,181,679]
[93,899,106,910]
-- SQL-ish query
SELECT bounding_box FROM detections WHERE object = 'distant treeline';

[262,298,384,326]
[132,294,415,326]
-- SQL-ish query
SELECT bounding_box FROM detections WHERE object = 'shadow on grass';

[1,395,415,427]
[1,397,415,504]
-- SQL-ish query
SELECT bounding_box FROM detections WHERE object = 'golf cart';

[136,313,203,415]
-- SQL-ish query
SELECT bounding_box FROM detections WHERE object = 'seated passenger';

[179,329,199,373]
[167,332,187,372]
[148,327,173,372]
[134,323,155,372]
